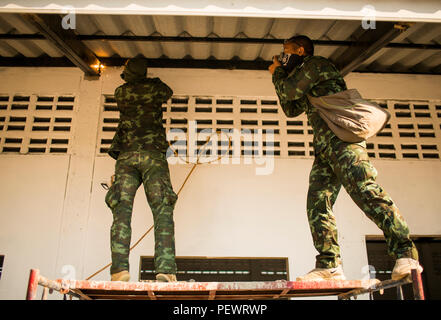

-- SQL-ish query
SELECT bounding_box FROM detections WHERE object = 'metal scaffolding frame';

[26,268,425,300]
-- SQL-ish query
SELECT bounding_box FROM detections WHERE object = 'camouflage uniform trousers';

[307,136,418,269]
[105,150,178,275]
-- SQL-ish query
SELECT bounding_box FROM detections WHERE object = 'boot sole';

[391,266,423,281]
[156,274,177,282]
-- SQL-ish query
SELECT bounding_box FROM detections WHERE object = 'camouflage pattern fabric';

[106,59,177,275]
[108,73,173,160]
[308,137,418,268]
[272,56,418,268]
[273,56,352,156]
[105,150,178,275]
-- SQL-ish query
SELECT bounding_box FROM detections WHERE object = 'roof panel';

[0,41,18,56]
[82,40,117,58]
[416,51,441,72]
[240,17,274,38]
[135,41,164,59]
[152,15,183,36]
[31,39,63,57]
[260,43,283,61]
[212,16,242,38]
[2,39,44,57]
[268,19,302,39]
[390,49,440,71]
[120,15,157,36]
[237,44,263,60]
[212,43,237,60]
[404,23,441,44]
[0,13,38,33]
[321,20,360,41]
[74,15,101,35]
[183,15,213,37]
[188,42,212,59]
[106,40,140,58]
[0,13,439,74]
[161,42,187,59]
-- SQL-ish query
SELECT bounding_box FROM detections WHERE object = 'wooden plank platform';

[50,278,381,300]
[27,269,425,300]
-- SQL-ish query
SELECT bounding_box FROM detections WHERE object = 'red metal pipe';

[411,268,425,300]
[26,269,40,300]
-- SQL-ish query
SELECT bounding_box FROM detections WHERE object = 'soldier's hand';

[268,55,282,75]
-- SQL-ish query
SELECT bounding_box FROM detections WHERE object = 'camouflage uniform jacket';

[108,77,173,160]
[272,55,362,155]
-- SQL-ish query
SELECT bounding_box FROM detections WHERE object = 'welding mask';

[278,51,304,73]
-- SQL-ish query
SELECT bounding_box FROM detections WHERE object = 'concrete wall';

[0,66,440,299]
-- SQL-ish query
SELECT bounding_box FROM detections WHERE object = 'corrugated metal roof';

[0,13,440,74]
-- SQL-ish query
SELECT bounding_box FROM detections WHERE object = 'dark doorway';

[366,237,441,299]
[139,256,289,282]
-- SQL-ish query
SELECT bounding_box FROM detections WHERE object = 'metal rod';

[20,14,101,76]
[1,56,440,75]
[71,289,93,300]
[26,269,40,300]
[338,276,411,300]
[41,287,49,300]
[411,269,425,300]
[397,286,404,300]
[339,22,408,77]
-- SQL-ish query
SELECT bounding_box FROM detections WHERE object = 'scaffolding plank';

[27,267,426,300]
[50,279,380,300]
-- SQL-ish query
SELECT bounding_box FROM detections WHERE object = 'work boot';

[156,273,177,282]
[111,270,130,282]
[391,258,423,280]
[296,265,346,281]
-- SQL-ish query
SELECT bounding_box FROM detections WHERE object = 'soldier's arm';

[114,85,124,111]
[272,61,320,117]
[113,86,124,137]
[272,67,304,117]
[151,78,173,103]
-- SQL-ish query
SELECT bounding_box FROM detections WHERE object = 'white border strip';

[0,1,440,22]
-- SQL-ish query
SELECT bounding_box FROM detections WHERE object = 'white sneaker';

[296,265,346,281]
[391,258,423,280]
[156,273,177,282]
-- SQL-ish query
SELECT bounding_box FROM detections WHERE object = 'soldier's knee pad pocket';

[105,181,121,210]
[167,190,178,206]
[158,187,177,207]
[348,149,377,183]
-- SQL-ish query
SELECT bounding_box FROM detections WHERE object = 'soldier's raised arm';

[271,56,321,118]
[150,77,173,103]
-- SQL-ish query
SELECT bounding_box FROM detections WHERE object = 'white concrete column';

[54,75,102,280]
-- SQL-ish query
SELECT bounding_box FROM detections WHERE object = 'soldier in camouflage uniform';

[269,35,423,281]
[105,58,178,282]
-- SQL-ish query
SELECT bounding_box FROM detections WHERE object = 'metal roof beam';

[20,13,101,77]
[1,33,440,50]
[2,56,441,75]
[0,56,271,70]
[332,22,414,77]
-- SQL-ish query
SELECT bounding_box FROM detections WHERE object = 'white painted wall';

[0,66,440,300]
